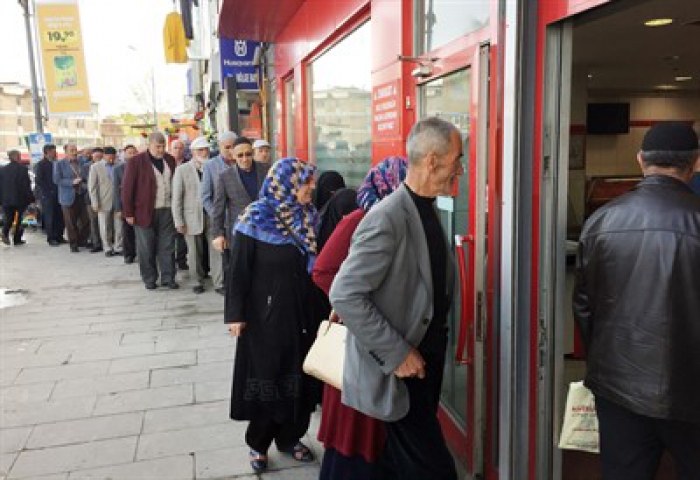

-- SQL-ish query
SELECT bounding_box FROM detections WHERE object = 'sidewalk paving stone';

[50,371,149,399]
[8,436,137,478]
[136,423,247,460]
[1,381,55,403]
[150,361,232,387]
[67,455,194,479]
[13,361,109,385]
[108,351,196,374]
[25,412,143,449]
[142,400,229,434]
[94,384,193,415]
[1,396,97,428]
[0,427,31,454]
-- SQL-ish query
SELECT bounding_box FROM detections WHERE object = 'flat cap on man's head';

[642,122,699,152]
[190,136,210,150]
[253,139,270,149]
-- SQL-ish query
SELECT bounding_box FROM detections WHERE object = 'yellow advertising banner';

[36,0,91,114]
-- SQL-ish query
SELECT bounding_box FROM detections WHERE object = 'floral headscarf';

[236,158,319,270]
[356,156,409,212]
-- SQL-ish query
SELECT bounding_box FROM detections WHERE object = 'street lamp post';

[128,45,158,131]
[19,0,44,133]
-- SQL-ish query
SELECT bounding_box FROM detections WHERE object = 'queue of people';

[2,117,698,480]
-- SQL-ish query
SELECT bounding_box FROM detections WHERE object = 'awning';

[218,0,305,41]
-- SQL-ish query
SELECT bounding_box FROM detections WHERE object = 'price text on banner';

[36,0,92,114]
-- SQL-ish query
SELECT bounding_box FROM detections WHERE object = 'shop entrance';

[539,1,699,479]
[419,44,491,477]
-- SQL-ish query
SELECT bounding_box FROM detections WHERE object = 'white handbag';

[303,318,347,391]
[559,381,600,453]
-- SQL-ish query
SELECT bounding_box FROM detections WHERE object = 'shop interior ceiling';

[573,0,700,94]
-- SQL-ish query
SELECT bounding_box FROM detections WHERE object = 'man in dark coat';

[0,150,35,246]
[113,144,137,264]
[574,122,700,479]
[34,143,65,246]
[122,132,178,290]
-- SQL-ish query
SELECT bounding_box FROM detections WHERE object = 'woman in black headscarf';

[313,170,345,211]
[317,188,358,252]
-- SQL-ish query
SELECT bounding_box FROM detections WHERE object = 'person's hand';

[228,322,246,337]
[212,236,228,252]
[177,225,187,235]
[329,310,342,324]
[125,217,135,225]
[394,348,426,379]
[72,178,82,185]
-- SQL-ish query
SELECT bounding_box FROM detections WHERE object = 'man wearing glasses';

[211,137,269,295]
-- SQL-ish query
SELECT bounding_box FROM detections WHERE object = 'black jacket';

[35,158,58,198]
[0,162,34,208]
[574,175,700,422]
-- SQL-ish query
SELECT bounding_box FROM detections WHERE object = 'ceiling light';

[644,18,673,27]
[675,76,693,82]
[587,74,593,79]
[655,84,679,90]
[664,55,680,61]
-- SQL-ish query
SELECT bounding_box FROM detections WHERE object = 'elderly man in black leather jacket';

[574,122,700,479]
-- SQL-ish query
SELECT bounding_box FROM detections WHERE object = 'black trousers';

[2,205,26,243]
[245,413,311,454]
[121,217,136,259]
[596,396,700,480]
[41,195,64,242]
[378,336,457,480]
[175,232,188,264]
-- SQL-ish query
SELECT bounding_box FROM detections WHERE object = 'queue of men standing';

[8,132,273,296]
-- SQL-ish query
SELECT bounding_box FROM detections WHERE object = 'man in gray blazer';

[331,117,464,480]
[211,137,269,294]
[172,137,210,294]
[88,146,122,256]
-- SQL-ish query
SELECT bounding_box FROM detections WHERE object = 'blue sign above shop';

[219,38,261,91]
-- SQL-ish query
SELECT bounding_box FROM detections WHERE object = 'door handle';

[455,234,474,365]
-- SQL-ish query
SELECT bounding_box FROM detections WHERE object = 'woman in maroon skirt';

[312,157,408,480]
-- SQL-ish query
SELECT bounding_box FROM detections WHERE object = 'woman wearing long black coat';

[225,157,322,474]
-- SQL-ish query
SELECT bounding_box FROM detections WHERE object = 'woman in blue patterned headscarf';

[356,156,409,211]
[225,157,322,474]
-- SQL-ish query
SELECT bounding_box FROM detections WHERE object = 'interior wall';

[585,94,700,176]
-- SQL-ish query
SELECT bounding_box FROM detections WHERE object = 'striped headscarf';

[236,158,319,269]
[356,156,409,212]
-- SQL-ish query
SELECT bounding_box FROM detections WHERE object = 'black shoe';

[71,246,80,253]
[48,240,60,247]
[192,285,205,294]
[124,256,135,265]
[1,235,10,245]
[90,246,103,253]
[177,261,189,271]
[162,281,179,289]
[105,250,114,257]
[14,240,26,246]
[215,287,226,296]
[145,282,157,290]
[113,250,123,256]
[58,238,68,244]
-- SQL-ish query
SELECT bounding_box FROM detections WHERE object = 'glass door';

[420,45,489,476]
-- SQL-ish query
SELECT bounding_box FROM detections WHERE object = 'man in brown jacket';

[122,132,179,290]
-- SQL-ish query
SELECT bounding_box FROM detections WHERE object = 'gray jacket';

[330,184,455,422]
[211,162,269,243]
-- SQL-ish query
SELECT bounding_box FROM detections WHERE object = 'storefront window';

[309,22,371,187]
[419,0,490,53]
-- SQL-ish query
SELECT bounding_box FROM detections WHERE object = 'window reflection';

[309,22,371,187]
[422,0,490,53]
[285,79,295,156]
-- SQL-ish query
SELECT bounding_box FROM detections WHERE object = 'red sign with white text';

[372,80,401,138]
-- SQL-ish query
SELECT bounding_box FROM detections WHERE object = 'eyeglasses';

[236,152,254,158]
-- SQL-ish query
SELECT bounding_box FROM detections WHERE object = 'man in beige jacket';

[88,146,122,256]
[172,137,211,294]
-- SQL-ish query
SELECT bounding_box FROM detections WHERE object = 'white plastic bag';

[559,381,600,453]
